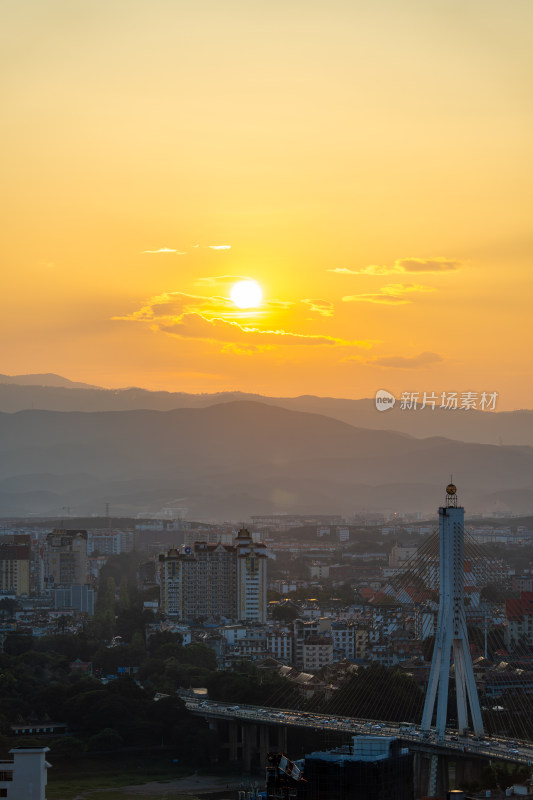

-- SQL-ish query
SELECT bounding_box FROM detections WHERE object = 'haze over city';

[2,4,533,800]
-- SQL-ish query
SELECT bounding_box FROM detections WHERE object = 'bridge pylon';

[421,483,484,739]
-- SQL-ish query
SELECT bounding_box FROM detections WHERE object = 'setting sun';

[2,2,532,409]
[230,280,263,309]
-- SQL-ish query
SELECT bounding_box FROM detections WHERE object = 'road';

[185,698,533,766]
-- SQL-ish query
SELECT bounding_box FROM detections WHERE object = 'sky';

[2,1,532,409]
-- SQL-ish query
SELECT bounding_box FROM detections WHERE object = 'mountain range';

[0,373,99,390]
[0,374,531,446]
[0,387,532,518]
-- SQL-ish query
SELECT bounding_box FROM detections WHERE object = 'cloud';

[368,351,444,368]
[159,313,366,347]
[328,267,359,275]
[142,245,230,253]
[358,265,404,276]
[196,275,247,286]
[113,289,288,325]
[113,292,205,322]
[397,258,460,273]
[114,291,373,349]
[301,299,334,317]
[342,283,435,305]
[267,299,294,309]
[142,247,187,254]
[329,258,460,276]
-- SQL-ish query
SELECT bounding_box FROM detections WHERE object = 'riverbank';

[47,754,255,800]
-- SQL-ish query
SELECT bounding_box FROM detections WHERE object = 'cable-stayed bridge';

[184,486,533,794]
[186,697,533,767]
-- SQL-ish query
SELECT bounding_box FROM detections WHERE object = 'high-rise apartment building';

[44,529,88,588]
[160,542,237,620]
[0,536,31,596]
[159,528,268,622]
[87,530,137,555]
[235,528,268,623]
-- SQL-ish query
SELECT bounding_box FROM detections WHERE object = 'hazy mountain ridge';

[0,400,532,518]
[0,373,99,389]
[0,377,531,446]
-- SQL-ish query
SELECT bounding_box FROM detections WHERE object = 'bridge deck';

[185,698,533,766]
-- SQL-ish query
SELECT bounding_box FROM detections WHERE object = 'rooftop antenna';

[446,475,457,508]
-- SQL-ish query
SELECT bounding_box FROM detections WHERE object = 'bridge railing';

[184,699,533,766]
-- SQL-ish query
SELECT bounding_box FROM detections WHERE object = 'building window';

[0,771,13,781]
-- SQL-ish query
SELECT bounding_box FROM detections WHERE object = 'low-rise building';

[331,623,355,661]
[388,545,418,568]
[266,629,293,663]
[309,563,329,580]
[302,636,333,672]
[512,576,533,593]
[0,747,51,800]
[218,624,293,665]
[300,736,414,800]
[293,618,332,668]
[336,527,350,543]
[505,591,533,648]
[354,628,369,660]
[54,584,95,615]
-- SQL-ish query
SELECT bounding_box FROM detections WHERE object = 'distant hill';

[0,373,99,389]
[0,377,531,446]
[0,400,532,519]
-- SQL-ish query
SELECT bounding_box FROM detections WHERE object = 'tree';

[51,736,85,758]
[118,576,131,611]
[3,634,33,656]
[95,576,116,618]
[55,615,75,634]
[271,602,299,624]
[207,665,299,707]
[480,584,508,603]
[148,631,183,656]
[137,657,167,685]
[327,664,424,722]
[88,727,123,751]
[180,644,217,670]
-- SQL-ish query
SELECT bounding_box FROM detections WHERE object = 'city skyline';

[3,2,532,410]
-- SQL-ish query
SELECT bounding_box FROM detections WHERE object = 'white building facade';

[0,747,50,800]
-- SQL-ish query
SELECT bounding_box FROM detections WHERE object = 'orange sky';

[2,1,532,409]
